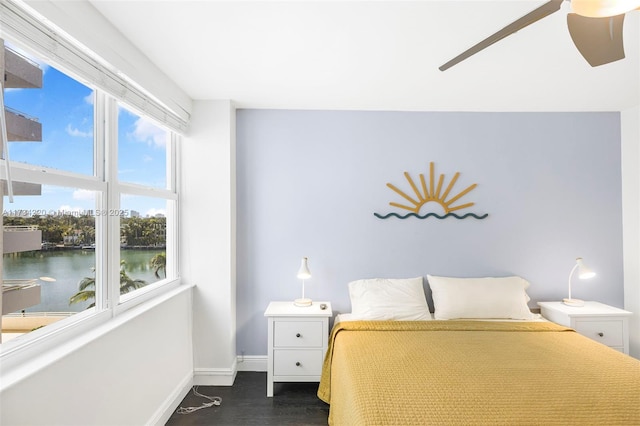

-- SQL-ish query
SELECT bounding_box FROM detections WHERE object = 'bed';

[317,276,640,425]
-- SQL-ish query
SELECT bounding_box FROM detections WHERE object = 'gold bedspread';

[318,320,640,425]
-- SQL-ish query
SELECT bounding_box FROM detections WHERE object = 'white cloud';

[66,124,92,138]
[84,93,94,105]
[73,189,95,201]
[133,117,167,148]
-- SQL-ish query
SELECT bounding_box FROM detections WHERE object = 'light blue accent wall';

[236,110,622,356]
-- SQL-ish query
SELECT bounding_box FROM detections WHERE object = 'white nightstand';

[264,301,333,397]
[537,301,632,354]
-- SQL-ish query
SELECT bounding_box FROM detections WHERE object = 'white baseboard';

[194,358,238,386]
[191,356,266,387]
[236,355,267,372]
[148,356,265,425]
[149,370,193,426]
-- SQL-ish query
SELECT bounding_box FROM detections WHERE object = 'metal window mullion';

[0,164,106,191]
[105,96,120,313]
[93,90,107,312]
[166,133,179,279]
[0,79,14,203]
[117,182,178,200]
[166,132,174,193]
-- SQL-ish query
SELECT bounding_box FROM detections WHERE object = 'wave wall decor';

[374,162,488,220]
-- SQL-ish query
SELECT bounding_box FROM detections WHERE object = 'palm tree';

[119,260,148,293]
[69,268,97,308]
[149,253,166,278]
[69,261,147,308]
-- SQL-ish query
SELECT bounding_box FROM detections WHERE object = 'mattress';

[318,320,640,425]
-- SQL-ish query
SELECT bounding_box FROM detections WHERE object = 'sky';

[3,45,169,218]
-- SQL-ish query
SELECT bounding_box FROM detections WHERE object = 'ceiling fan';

[439,0,640,71]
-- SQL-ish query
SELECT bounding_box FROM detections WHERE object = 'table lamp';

[294,257,312,307]
[563,257,595,307]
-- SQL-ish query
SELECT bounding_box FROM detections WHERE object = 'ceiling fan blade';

[567,13,625,66]
[439,0,564,71]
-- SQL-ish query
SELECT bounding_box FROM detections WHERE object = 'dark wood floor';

[165,372,329,425]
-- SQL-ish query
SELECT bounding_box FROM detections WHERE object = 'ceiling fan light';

[571,0,640,17]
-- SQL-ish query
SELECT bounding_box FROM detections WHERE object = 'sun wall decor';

[374,162,489,220]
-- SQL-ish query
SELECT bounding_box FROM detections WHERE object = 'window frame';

[110,98,180,309]
[0,34,182,365]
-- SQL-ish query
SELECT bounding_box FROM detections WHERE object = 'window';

[2,186,99,343]
[116,101,176,302]
[0,33,180,348]
[3,48,95,175]
[119,196,171,299]
[118,106,168,189]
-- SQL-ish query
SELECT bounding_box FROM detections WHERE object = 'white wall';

[181,100,237,385]
[236,110,625,356]
[0,287,194,426]
[622,106,640,358]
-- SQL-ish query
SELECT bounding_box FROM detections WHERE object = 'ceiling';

[88,0,639,112]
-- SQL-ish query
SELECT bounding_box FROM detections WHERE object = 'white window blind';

[0,0,189,134]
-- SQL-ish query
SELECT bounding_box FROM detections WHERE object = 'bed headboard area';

[235,109,622,356]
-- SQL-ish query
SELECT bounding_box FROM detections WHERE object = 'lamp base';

[294,298,312,307]
[562,298,585,307]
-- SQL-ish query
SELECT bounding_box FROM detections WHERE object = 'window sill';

[0,280,193,392]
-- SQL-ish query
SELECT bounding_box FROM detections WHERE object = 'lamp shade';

[294,257,312,307]
[576,258,596,280]
[297,257,311,280]
[571,0,640,17]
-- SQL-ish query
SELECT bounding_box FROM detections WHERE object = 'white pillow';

[348,277,431,321]
[427,275,536,320]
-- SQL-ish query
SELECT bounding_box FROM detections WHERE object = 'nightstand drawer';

[574,319,623,347]
[273,349,323,376]
[274,321,323,348]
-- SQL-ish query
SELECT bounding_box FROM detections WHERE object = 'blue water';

[3,249,165,313]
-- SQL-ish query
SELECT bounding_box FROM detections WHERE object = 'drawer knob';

[296,333,301,338]
[295,362,301,367]
[597,332,604,337]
